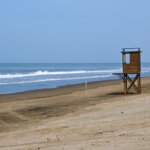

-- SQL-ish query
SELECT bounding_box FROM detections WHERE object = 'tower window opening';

[126,54,130,64]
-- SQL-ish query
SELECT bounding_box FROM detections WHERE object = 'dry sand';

[0,78,150,150]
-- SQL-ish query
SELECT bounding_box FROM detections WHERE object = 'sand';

[0,78,150,150]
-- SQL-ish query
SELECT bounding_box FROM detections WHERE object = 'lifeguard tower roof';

[122,48,142,54]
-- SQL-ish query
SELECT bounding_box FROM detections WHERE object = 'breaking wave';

[0,75,112,85]
[0,70,121,79]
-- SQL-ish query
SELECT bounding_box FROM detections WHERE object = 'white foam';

[141,67,150,73]
[0,70,121,79]
[0,75,113,85]
[0,67,149,80]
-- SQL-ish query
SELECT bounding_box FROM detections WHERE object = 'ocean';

[0,63,150,94]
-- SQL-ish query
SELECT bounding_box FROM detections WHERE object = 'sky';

[0,0,150,63]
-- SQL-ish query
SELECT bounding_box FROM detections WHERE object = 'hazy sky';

[0,0,150,63]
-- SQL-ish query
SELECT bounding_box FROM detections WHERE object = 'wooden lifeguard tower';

[113,48,142,94]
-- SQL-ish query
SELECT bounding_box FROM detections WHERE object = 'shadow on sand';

[107,92,136,96]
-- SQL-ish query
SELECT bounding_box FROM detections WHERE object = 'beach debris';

[97,130,114,135]
[119,133,126,136]
[97,132,103,135]
[56,136,60,141]
[85,81,88,95]
[46,135,60,142]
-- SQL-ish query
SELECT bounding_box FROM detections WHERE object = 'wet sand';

[0,78,150,150]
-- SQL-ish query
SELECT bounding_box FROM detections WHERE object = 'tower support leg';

[123,74,127,94]
[124,74,141,94]
[112,73,141,94]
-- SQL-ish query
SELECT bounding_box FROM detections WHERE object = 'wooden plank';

[126,75,139,92]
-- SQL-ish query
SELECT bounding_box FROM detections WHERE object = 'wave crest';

[0,70,120,79]
[0,75,113,85]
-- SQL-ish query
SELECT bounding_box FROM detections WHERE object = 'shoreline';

[0,76,149,99]
[0,79,122,101]
[0,78,119,95]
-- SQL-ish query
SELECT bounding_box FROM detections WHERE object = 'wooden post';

[138,74,141,93]
[123,74,127,94]
[113,73,141,94]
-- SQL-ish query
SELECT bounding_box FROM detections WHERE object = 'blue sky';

[0,0,150,63]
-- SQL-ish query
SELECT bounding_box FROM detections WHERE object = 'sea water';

[0,63,150,94]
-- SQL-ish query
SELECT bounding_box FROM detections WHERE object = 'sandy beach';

[0,78,150,150]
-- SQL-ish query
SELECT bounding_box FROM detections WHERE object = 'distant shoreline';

[0,77,149,101]
[0,79,121,100]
